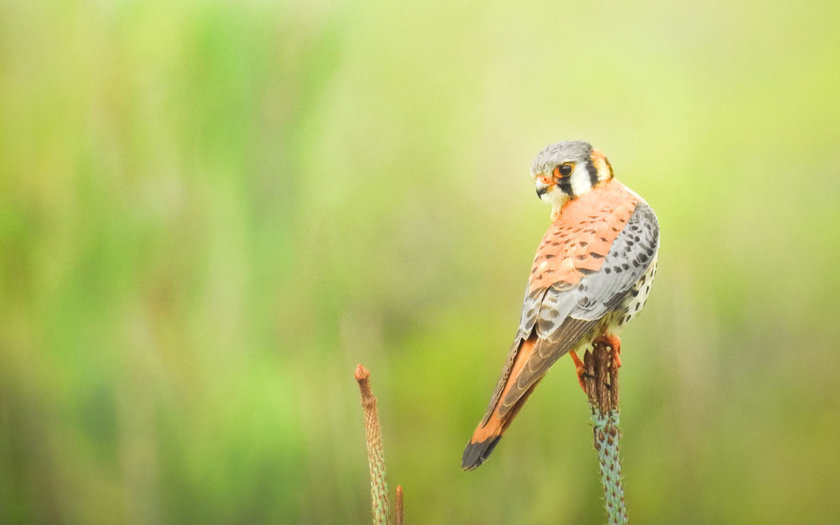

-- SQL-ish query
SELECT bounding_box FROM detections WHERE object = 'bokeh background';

[2,1,839,523]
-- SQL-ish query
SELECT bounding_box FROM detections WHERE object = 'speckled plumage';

[463,142,659,470]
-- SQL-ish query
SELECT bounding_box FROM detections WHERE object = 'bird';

[461,140,659,471]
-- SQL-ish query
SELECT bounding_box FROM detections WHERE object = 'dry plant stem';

[394,485,404,525]
[583,343,628,525]
[355,364,391,525]
[354,365,405,525]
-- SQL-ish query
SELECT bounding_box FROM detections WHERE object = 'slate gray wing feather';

[498,202,659,415]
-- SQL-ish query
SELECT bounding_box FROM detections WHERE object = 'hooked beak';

[535,174,554,198]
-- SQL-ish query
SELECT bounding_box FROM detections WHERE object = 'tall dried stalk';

[394,484,404,525]
[354,364,404,525]
[583,342,628,525]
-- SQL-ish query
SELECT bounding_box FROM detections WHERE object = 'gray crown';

[530,141,593,176]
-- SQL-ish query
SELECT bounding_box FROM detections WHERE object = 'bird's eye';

[553,163,574,177]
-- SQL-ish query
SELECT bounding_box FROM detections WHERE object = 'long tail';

[462,337,541,470]
[461,434,502,471]
[461,379,541,470]
[462,319,594,469]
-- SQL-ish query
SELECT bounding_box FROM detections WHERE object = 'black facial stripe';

[586,159,598,186]
[558,176,573,197]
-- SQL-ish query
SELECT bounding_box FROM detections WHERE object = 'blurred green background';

[2,0,839,523]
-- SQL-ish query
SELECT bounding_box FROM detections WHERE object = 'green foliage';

[2,1,840,523]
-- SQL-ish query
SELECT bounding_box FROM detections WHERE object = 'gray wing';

[498,203,660,415]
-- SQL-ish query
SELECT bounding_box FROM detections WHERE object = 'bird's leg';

[569,350,587,392]
[593,334,622,368]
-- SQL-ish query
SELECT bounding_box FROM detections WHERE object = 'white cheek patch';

[569,166,591,197]
[542,187,569,209]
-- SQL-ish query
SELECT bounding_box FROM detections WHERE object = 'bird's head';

[531,140,614,213]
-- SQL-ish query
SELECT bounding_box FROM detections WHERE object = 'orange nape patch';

[529,178,639,292]
[591,147,614,179]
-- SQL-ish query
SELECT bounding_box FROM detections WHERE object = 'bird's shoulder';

[528,179,642,293]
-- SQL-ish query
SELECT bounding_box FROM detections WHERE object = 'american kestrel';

[462,141,659,470]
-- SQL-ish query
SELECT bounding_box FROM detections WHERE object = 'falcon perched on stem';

[462,141,659,470]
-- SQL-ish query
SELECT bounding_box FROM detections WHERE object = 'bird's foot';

[569,350,587,393]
